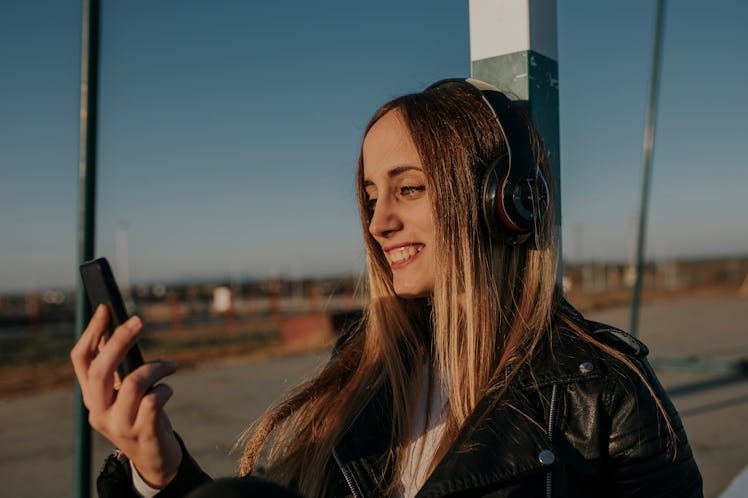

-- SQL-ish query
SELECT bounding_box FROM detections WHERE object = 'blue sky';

[1,0,746,293]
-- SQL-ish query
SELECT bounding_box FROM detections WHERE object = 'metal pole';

[630,0,666,338]
[74,0,100,496]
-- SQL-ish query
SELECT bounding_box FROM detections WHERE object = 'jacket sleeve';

[604,356,703,497]
[96,433,212,498]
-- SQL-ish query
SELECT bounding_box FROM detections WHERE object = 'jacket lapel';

[415,386,554,498]
[417,325,606,497]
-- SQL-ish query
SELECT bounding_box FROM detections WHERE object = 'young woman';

[72,78,703,497]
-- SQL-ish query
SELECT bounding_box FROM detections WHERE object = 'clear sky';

[1,0,747,293]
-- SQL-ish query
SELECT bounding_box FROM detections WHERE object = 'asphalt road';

[1,294,746,497]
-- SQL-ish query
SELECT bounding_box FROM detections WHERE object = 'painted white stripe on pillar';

[469,0,557,61]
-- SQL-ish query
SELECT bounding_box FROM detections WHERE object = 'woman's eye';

[400,185,425,196]
[365,198,377,215]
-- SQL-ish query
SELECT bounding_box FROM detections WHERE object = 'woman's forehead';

[362,109,422,180]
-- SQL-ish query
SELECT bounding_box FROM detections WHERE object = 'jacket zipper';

[546,383,558,498]
[333,448,364,498]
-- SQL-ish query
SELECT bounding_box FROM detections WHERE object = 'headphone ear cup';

[511,181,536,226]
[481,156,549,244]
[511,174,549,228]
[481,159,502,241]
[528,173,550,227]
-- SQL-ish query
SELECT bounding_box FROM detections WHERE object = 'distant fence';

[563,255,748,293]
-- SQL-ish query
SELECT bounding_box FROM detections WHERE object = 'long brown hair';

[236,82,659,496]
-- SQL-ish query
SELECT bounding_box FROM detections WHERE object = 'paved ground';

[0,294,746,497]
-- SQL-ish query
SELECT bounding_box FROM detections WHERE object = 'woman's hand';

[70,305,183,489]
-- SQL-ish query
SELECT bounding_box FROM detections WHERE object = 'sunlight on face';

[362,109,435,298]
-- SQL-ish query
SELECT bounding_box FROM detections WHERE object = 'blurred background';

[1,1,746,497]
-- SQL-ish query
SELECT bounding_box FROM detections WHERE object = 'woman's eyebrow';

[363,165,423,187]
[387,165,422,177]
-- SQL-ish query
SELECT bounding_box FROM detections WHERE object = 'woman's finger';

[86,315,143,413]
[70,305,109,399]
[113,360,177,427]
[134,382,175,430]
[71,305,108,371]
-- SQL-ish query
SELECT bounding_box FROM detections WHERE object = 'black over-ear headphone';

[425,78,549,245]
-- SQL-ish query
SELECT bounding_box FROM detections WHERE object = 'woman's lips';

[384,243,424,268]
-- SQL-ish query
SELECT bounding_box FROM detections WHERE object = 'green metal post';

[74,0,100,496]
[630,0,666,338]
[469,0,562,278]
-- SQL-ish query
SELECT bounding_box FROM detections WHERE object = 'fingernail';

[95,304,107,316]
[125,315,142,331]
[163,360,177,370]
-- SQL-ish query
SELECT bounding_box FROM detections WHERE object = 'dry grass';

[0,316,335,399]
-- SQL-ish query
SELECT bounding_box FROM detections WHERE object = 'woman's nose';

[368,198,402,238]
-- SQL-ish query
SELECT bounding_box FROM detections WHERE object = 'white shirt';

[394,364,449,498]
[131,460,160,498]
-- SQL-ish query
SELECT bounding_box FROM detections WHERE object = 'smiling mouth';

[385,244,424,265]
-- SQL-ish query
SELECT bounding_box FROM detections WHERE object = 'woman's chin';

[393,283,433,299]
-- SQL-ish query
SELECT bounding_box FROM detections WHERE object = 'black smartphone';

[80,257,144,379]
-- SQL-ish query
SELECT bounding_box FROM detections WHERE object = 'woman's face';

[362,109,436,298]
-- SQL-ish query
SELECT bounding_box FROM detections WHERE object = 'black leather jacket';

[330,305,703,497]
[98,304,703,497]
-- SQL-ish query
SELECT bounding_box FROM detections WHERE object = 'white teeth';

[387,245,423,264]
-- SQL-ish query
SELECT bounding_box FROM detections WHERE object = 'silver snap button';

[538,449,556,465]
[579,361,594,374]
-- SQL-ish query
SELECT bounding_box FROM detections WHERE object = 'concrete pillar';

[469,0,561,264]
